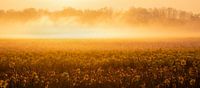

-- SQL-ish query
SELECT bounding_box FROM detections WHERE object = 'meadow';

[0,38,200,88]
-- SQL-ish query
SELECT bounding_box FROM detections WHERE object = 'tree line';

[0,7,199,26]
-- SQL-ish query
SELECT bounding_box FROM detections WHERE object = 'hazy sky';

[0,0,199,13]
[0,0,200,38]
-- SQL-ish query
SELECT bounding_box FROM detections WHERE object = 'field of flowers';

[0,39,200,88]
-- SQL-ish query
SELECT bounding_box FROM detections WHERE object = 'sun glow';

[0,0,200,39]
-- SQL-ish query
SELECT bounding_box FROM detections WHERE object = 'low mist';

[0,7,200,39]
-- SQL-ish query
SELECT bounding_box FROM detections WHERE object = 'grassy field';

[0,39,200,88]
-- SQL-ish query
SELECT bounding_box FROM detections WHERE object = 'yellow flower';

[189,79,196,85]
[180,59,186,66]
[9,62,15,68]
[32,72,37,77]
[23,79,27,83]
[178,76,184,84]
[140,83,146,88]
[83,74,89,80]
[61,72,69,77]
[0,80,4,87]
[134,75,141,81]
[98,80,102,84]
[35,75,39,79]
[188,67,196,76]
[76,68,81,74]
[164,79,170,85]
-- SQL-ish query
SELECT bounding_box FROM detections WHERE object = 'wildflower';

[189,79,196,86]
[23,79,27,83]
[0,80,4,87]
[35,75,39,79]
[97,67,103,73]
[180,59,186,66]
[55,79,59,83]
[172,83,176,88]
[140,83,146,88]
[90,78,96,83]
[155,84,160,88]
[32,72,37,77]
[41,80,45,83]
[45,81,49,88]
[153,74,157,79]
[50,71,56,76]
[164,78,170,85]
[76,68,81,74]
[188,67,196,77]
[9,62,15,68]
[83,74,89,80]
[4,74,8,77]
[61,72,69,77]
[134,75,141,81]
[3,80,8,88]
[192,61,198,67]
[98,80,102,84]
[178,76,184,84]
[73,83,76,86]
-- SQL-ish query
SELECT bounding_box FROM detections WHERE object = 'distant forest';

[0,7,200,27]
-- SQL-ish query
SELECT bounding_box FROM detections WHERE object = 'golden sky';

[0,0,200,13]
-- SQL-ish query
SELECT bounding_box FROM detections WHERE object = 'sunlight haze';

[1,0,200,12]
[0,0,200,38]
